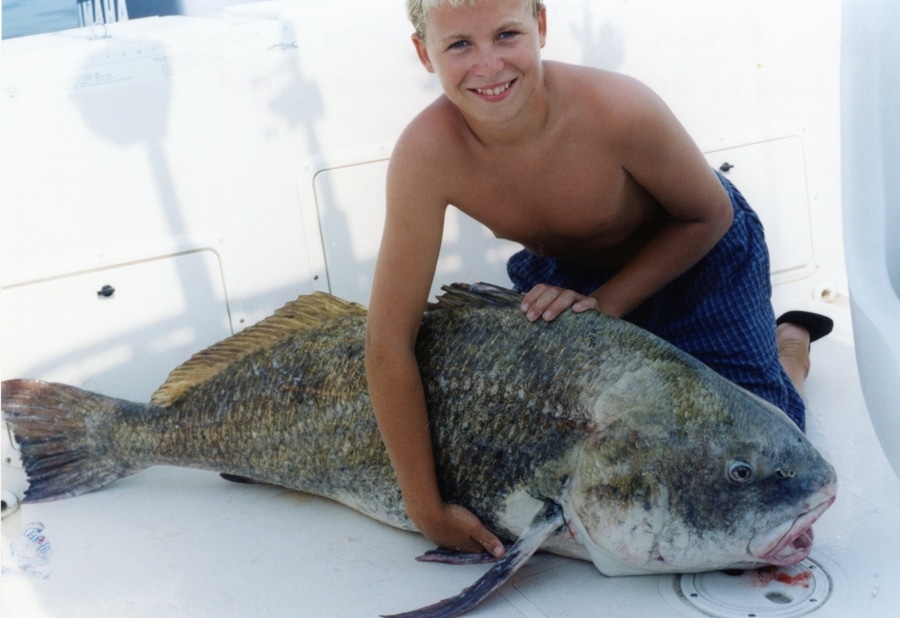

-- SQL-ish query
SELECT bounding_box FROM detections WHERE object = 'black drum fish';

[1,283,836,617]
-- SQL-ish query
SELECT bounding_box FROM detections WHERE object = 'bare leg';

[777,323,812,396]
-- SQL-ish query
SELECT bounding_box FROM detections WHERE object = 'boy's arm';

[365,133,505,557]
[524,76,733,321]
[594,77,733,316]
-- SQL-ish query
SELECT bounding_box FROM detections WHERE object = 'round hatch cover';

[673,559,833,617]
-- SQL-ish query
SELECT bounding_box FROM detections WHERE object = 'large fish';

[1,283,836,617]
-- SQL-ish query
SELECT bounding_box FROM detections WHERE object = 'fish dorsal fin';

[428,282,523,311]
[150,292,366,406]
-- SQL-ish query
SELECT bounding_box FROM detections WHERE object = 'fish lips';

[749,491,836,566]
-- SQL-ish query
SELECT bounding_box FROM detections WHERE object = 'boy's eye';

[448,40,469,50]
[498,30,519,40]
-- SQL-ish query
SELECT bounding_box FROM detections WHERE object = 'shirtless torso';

[394,60,722,283]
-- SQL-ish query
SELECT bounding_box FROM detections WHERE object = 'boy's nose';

[473,46,504,76]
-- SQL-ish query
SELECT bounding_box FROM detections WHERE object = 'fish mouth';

[750,494,835,566]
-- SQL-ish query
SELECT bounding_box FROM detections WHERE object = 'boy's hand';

[520,284,600,322]
[414,502,506,558]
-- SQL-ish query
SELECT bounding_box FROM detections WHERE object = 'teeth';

[476,82,511,96]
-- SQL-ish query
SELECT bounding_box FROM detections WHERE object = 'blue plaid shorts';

[507,172,806,430]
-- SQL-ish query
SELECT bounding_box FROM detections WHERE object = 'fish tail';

[2,379,145,502]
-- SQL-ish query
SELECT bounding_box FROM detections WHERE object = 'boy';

[365,0,830,559]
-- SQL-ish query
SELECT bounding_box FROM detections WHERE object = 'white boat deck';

[2,1,899,616]
[3,302,899,617]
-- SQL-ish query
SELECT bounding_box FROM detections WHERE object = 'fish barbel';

[1,283,836,617]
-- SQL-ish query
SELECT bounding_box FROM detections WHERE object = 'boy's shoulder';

[403,95,463,141]
[392,95,468,166]
[545,62,673,144]
[545,61,657,109]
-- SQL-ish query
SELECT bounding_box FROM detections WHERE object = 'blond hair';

[407,0,545,39]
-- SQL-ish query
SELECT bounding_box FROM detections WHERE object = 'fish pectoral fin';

[382,501,565,618]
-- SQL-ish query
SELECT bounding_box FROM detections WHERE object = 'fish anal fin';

[415,548,498,565]
[151,292,366,406]
[382,501,565,618]
[219,473,273,486]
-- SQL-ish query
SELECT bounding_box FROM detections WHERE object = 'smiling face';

[413,0,547,128]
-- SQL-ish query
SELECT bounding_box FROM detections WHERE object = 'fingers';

[450,504,506,558]
[424,504,507,559]
[473,529,506,559]
[572,296,599,313]
[520,284,596,322]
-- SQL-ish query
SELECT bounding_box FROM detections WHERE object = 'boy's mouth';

[472,80,515,97]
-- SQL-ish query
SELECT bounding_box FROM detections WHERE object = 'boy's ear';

[537,5,547,48]
[412,33,436,73]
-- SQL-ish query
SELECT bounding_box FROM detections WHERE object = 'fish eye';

[728,459,754,484]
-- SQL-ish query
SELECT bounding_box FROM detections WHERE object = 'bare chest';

[451,153,660,263]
